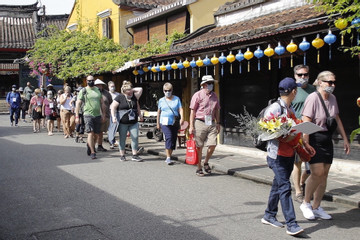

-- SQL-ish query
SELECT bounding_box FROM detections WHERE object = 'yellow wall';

[66,0,134,47]
[187,0,228,32]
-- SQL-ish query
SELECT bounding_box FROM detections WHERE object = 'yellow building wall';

[187,0,229,33]
[66,0,134,46]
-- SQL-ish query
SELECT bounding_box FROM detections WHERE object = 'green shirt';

[292,84,316,119]
[78,86,102,117]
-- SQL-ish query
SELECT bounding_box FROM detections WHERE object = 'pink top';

[190,89,220,120]
[302,92,339,131]
[30,96,44,107]
[43,98,55,115]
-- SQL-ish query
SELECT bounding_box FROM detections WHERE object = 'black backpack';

[253,99,284,151]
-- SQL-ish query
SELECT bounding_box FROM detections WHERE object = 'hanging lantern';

[177,60,184,79]
[264,44,274,70]
[143,66,149,73]
[156,63,161,81]
[324,30,337,60]
[244,48,254,72]
[274,42,285,69]
[211,54,219,75]
[166,61,172,80]
[286,40,298,67]
[235,50,244,73]
[183,58,190,78]
[227,51,236,74]
[312,34,325,63]
[138,69,144,83]
[219,53,227,76]
[254,46,264,71]
[299,37,310,65]
[196,57,203,78]
[203,55,211,75]
[132,69,139,83]
[335,18,348,45]
[147,64,152,81]
[171,61,178,79]
[190,58,196,78]
[352,18,360,45]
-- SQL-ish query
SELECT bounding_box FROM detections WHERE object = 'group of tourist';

[6,66,350,236]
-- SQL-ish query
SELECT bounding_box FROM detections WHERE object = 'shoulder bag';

[164,98,180,129]
[316,91,337,134]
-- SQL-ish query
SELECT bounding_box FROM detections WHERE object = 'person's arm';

[74,99,82,124]
[137,100,143,122]
[189,109,195,135]
[59,94,66,105]
[179,107,184,126]
[100,97,107,122]
[215,106,220,132]
[6,93,10,107]
[133,87,143,100]
[110,100,120,123]
[42,101,45,116]
[301,115,316,157]
[335,114,350,154]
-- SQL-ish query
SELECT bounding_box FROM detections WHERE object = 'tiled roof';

[170,5,326,54]
[0,2,39,17]
[0,16,35,49]
[115,0,179,10]
[44,15,69,30]
[214,0,266,16]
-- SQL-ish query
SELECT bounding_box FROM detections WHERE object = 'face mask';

[88,81,95,87]
[164,91,172,98]
[37,93,41,97]
[12,88,16,91]
[47,95,53,98]
[110,87,115,92]
[324,86,335,94]
[296,78,308,87]
[207,84,214,92]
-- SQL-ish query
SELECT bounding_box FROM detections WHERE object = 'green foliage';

[26,25,186,81]
[310,0,360,56]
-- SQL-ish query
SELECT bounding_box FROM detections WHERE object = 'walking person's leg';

[129,122,142,161]
[292,155,303,202]
[9,107,14,126]
[118,123,128,160]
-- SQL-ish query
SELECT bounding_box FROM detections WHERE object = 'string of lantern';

[132,19,358,80]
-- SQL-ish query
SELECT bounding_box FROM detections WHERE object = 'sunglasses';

[322,80,336,85]
[164,90,172,92]
[296,73,309,77]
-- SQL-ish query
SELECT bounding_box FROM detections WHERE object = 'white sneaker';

[313,207,332,220]
[300,202,315,220]
[165,158,174,165]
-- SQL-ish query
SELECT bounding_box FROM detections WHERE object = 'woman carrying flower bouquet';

[300,71,350,221]
[261,77,316,236]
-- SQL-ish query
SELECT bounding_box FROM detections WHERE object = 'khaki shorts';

[100,118,110,133]
[194,119,217,148]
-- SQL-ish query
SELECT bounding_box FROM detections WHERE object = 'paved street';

[0,115,359,240]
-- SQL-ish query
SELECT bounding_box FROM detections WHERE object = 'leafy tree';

[310,0,360,56]
[26,25,186,81]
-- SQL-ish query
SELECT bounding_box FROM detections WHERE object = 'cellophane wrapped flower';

[258,112,297,141]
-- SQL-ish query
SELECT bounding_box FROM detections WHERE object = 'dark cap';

[279,77,297,94]
[12,85,17,88]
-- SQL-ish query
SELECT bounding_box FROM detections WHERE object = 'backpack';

[253,98,284,151]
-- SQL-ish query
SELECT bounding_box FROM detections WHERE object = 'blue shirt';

[158,96,182,125]
[6,91,21,109]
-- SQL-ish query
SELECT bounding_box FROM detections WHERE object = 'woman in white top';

[59,86,75,138]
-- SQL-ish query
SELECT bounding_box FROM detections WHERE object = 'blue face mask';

[37,93,41,97]
[207,84,214,92]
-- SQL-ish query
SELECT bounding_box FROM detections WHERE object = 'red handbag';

[186,134,199,165]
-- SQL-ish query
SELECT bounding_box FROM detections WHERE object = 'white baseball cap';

[94,79,106,85]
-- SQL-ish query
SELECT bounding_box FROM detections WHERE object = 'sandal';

[196,169,204,177]
[204,163,211,174]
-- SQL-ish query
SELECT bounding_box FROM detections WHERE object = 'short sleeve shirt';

[43,98,56,115]
[78,86,102,117]
[158,96,182,125]
[292,84,316,119]
[302,92,339,131]
[114,94,138,124]
[30,96,44,107]
[189,89,220,120]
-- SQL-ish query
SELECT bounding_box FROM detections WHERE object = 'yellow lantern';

[132,69,139,75]
[171,61,178,70]
[211,54,219,65]
[143,66,149,72]
[244,48,253,72]
[312,34,325,63]
[182,58,190,77]
[227,51,235,74]
[264,44,274,70]
[160,62,166,72]
[151,65,157,73]
[335,18,348,45]
[196,57,204,67]
[286,40,298,67]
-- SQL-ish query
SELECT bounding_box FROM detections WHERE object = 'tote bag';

[185,134,199,165]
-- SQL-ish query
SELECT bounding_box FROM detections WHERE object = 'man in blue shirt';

[6,85,22,126]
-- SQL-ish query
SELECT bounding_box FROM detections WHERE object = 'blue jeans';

[161,124,178,150]
[10,107,20,124]
[118,122,139,151]
[264,155,297,227]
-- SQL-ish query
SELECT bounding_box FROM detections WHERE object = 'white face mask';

[164,91,172,98]
[296,78,309,87]
[110,86,115,92]
[324,86,335,94]
[207,84,214,92]
[12,88,16,91]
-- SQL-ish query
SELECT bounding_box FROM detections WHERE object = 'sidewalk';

[138,135,360,208]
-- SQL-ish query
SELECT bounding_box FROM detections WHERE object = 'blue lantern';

[299,37,310,65]
[190,57,196,78]
[177,60,184,79]
[155,63,161,81]
[219,53,227,76]
[166,61,172,80]
[352,18,360,45]
[235,50,244,73]
[324,30,337,60]
[148,64,152,81]
[254,46,264,71]
[274,42,285,69]
[203,55,211,75]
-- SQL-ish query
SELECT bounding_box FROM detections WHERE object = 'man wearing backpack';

[75,75,106,160]
[261,77,315,236]
[6,85,21,127]
[291,65,316,203]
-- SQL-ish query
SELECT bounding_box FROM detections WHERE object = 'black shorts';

[46,114,57,121]
[309,131,333,165]
[84,115,101,134]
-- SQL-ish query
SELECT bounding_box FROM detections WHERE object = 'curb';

[144,147,360,208]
